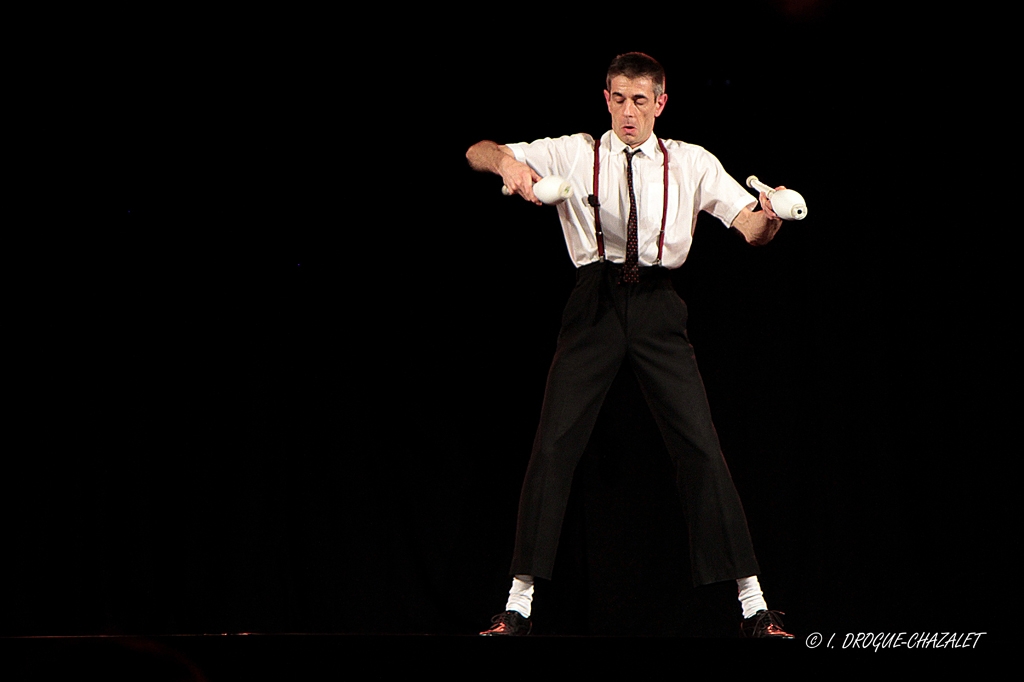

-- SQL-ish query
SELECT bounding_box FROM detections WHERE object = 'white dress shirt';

[508,131,756,270]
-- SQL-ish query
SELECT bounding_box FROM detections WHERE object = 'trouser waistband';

[577,260,671,282]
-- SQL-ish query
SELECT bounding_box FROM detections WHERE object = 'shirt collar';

[607,130,660,159]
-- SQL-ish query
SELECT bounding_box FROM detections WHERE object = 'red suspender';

[590,136,668,266]
[656,137,668,266]
[591,137,605,262]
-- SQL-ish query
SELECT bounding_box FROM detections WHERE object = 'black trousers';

[510,261,760,585]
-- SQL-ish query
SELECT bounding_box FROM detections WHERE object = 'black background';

[8,0,1014,648]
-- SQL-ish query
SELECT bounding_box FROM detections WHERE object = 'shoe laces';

[492,611,519,625]
[756,610,790,634]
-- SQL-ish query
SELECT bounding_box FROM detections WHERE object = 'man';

[466,52,792,639]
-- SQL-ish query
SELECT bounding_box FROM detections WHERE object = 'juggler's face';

[604,75,668,148]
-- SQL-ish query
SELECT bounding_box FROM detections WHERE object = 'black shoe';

[741,610,795,639]
[479,610,532,636]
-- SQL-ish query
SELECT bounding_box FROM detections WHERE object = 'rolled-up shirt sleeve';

[695,150,757,228]
[507,136,581,180]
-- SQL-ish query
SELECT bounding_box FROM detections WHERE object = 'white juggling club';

[746,176,808,221]
[502,175,573,204]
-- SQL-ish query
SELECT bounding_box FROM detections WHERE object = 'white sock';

[505,574,535,618]
[736,575,768,619]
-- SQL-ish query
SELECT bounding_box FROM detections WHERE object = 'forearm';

[466,140,516,175]
[466,140,543,204]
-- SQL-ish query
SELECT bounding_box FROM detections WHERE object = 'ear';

[655,93,668,117]
[604,89,611,112]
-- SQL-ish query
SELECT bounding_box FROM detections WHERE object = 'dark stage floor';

[4,630,1008,680]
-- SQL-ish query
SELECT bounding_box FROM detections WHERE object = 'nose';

[622,99,637,117]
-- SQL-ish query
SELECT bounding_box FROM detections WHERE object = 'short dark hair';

[606,52,666,97]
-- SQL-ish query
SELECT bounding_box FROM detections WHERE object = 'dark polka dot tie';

[623,148,640,284]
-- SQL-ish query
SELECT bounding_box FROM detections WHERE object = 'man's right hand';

[498,155,544,205]
[467,140,544,206]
